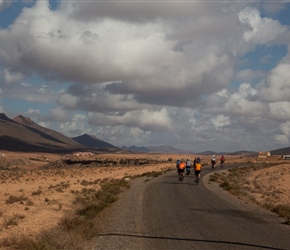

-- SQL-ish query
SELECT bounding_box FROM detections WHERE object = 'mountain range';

[122,145,259,156]
[0,113,121,153]
[0,113,289,155]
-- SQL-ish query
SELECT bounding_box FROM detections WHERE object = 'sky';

[0,0,290,153]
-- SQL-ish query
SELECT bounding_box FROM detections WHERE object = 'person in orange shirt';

[178,160,186,175]
[194,161,202,185]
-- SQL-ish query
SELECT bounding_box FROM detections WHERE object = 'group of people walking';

[176,155,226,184]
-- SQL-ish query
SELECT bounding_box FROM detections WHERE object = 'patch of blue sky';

[258,3,290,26]
[229,78,261,91]
[49,0,61,11]
[0,0,35,29]
[2,98,54,115]
[0,0,60,29]
[238,44,287,72]
[271,3,290,26]
[26,74,72,91]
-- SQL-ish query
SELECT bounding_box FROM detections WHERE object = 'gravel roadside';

[93,175,153,249]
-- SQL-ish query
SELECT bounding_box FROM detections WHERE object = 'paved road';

[94,165,290,250]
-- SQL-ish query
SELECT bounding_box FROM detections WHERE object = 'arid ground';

[0,152,289,248]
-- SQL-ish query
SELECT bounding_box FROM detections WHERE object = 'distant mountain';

[72,134,117,149]
[195,150,258,156]
[122,145,194,154]
[270,147,290,156]
[197,151,216,156]
[122,145,258,155]
[0,113,86,153]
[122,145,150,153]
[147,145,193,154]
[227,150,258,156]
[13,115,82,148]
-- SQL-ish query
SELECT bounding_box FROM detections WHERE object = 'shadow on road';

[96,233,285,250]
[161,181,197,186]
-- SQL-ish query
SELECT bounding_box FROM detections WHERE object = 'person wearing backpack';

[185,159,191,176]
[176,159,181,175]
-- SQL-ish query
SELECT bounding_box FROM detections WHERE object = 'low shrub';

[6,195,28,204]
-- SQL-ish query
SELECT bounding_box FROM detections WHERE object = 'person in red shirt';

[220,155,225,167]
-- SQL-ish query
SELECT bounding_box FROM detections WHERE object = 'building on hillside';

[73,152,94,157]
[258,151,270,158]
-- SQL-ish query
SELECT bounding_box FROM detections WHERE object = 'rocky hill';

[72,134,118,149]
[0,113,86,153]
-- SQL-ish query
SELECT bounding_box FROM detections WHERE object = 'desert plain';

[0,151,289,249]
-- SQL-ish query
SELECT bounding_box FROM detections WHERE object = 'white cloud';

[1,1,290,152]
[49,107,69,122]
[239,7,287,44]
[60,113,92,137]
[269,102,290,121]
[95,125,152,147]
[211,114,231,130]
[26,108,39,116]
[257,63,290,102]
[88,108,172,132]
[280,121,290,137]
[274,134,289,145]
[3,69,24,84]
[237,69,266,82]
[58,93,78,109]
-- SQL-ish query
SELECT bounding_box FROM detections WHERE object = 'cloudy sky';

[0,0,290,153]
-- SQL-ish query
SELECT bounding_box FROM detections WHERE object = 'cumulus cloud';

[236,69,266,82]
[257,63,290,102]
[60,113,92,137]
[95,125,152,147]
[275,134,289,145]
[211,114,231,130]
[88,108,172,132]
[269,102,290,121]
[239,7,287,44]
[1,1,290,151]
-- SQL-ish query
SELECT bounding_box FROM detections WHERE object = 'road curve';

[94,166,290,250]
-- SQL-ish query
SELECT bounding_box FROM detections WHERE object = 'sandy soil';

[0,152,289,244]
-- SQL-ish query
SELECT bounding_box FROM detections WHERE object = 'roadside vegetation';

[0,168,171,250]
[209,163,290,224]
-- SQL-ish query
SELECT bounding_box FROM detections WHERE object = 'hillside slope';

[0,113,85,153]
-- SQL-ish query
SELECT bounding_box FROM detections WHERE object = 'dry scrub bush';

[209,162,289,222]
[0,168,167,250]
[2,214,25,228]
[5,194,29,204]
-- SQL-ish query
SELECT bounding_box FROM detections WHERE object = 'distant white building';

[258,151,270,158]
[282,155,290,160]
[72,152,94,157]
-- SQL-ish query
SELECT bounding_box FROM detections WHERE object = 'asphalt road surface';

[94,165,290,250]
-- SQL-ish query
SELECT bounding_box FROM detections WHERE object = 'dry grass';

[209,161,290,223]
[0,152,289,249]
[0,151,175,249]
